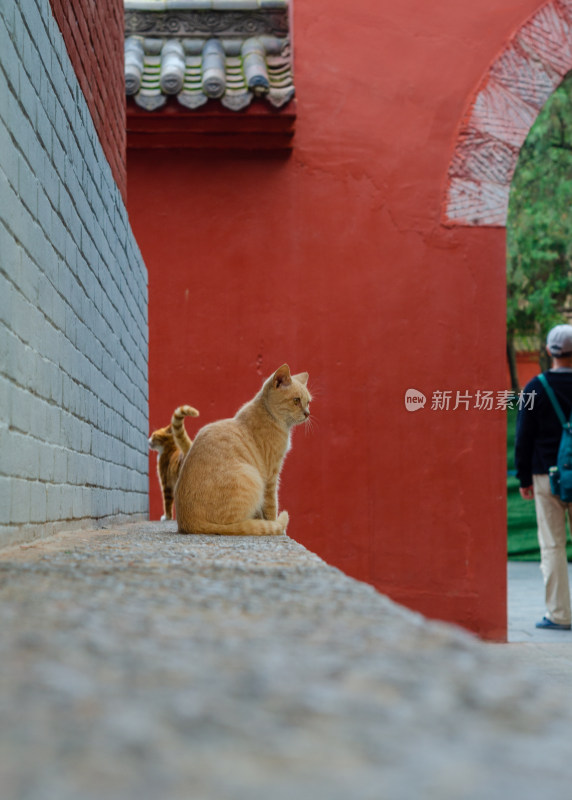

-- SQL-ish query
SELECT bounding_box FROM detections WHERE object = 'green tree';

[507,71,572,392]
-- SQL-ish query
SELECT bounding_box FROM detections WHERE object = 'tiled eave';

[124,0,295,136]
[126,101,296,149]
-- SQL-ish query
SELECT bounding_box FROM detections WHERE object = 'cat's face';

[266,364,311,428]
[148,426,173,454]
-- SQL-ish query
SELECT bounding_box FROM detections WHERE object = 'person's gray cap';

[547,324,572,357]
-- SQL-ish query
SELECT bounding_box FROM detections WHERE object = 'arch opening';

[443,0,572,228]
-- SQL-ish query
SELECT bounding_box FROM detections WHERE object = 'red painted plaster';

[510,353,543,388]
[128,0,551,640]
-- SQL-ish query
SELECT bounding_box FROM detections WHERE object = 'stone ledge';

[0,513,148,550]
[2,521,572,799]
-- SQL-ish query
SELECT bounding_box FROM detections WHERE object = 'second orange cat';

[149,405,199,520]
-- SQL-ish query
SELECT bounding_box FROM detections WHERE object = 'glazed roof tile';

[124,0,294,111]
[125,1,288,8]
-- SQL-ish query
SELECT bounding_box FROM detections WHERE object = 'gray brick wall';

[0,1,149,545]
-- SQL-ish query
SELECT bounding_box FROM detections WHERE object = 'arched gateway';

[444,0,572,227]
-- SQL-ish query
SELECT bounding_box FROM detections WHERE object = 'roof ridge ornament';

[124,0,294,112]
[125,1,288,8]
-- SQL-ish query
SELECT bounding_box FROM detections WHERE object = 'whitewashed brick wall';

[0,1,149,545]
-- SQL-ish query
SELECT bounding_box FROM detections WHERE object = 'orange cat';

[149,405,199,520]
[175,364,311,536]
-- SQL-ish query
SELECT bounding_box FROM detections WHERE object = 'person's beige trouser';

[533,474,572,625]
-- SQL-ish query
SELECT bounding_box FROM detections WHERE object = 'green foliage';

[507,85,572,548]
[507,72,572,356]
[506,407,539,559]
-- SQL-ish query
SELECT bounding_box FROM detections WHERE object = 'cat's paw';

[277,510,289,534]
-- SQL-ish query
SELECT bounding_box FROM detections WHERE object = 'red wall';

[127,0,546,640]
[513,352,543,388]
[50,0,126,198]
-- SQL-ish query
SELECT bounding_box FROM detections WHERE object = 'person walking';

[515,324,572,630]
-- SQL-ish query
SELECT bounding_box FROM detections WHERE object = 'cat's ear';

[293,372,309,386]
[273,364,292,389]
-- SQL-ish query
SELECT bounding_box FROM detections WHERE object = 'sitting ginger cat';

[175,365,311,536]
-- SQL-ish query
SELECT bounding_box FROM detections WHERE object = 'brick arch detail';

[443,0,572,227]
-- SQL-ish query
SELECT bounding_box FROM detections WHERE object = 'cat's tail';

[179,511,289,537]
[171,405,200,454]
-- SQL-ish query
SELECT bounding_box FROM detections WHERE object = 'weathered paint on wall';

[128,0,552,639]
[49,0,126,198]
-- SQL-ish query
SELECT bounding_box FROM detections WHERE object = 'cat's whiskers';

[303,415,317,435]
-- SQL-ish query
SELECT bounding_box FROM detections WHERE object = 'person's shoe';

[535,616,571,630]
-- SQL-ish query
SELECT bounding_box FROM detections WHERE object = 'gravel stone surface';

[1,522,571,800]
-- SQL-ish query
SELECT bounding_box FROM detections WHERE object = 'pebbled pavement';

[1,522,572,800]
[504,560,572,689]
